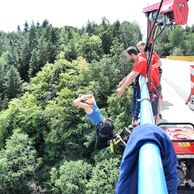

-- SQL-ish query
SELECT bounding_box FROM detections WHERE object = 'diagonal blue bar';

[138,76,168,194]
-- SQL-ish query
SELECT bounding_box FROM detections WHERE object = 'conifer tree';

[4,65,23,99]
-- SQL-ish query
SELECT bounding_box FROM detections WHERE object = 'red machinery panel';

[163,126,194,155]
[143,0,188,25]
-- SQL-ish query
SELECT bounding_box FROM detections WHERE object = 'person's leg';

[158,94,163,119]
[95,136,110,150]
[95,119,114,150]
[151,96,159,124]
[132,79,140,127]
[157,86,162,119]
[158,70,163,118]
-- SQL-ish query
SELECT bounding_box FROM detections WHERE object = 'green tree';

[0,93,45,148]
[98,18,113,54]
[154,28,171,57]
[29,22,38,49]
[29,49,39,77]
[85,20,98,36]
[171,46,184,56]
[0,54,7,98]
[0,32,8,55]
[78,33,102,62]
[0,129,40,194]
[24,21,30,32]
[4,65,23,100]
[184,33,194,55]
[86,158,120,194]
[169,26,184,47]
[119,21,142,48]
[168,26,185,54]
[20,40,31,81]
[107,91,133,130]
[63,41,78,61]
[50,160,92,194]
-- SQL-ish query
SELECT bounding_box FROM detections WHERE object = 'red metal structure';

[143,0,189,50]
[143,0,188,25]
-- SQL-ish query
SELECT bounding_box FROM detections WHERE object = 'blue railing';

[138,76,168,194]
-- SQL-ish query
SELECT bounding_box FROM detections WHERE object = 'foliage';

[50,157,120,194]
[0,18,193,193]
[50,160,92,194]
[0,94,45,150]
[4,65,23,100]
[154,26,194,56]
[170,46,184,56]
[107,91,133,131]
[78,33,102,62]
[119,21,142,48]
[0,129,40,194]
[86,158,120,194]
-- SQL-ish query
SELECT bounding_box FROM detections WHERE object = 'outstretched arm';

[118,76,128,88]
[117,71,139,96]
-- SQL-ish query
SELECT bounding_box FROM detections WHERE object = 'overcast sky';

[0,0,193,35]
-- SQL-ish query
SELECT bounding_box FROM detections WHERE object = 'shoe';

[111,127,132,147]
[132,118,140,127]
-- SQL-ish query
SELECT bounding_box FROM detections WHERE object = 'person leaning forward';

[137,41,162,124]
[117,46,159,125]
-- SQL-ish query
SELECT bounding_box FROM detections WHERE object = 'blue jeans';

[132,77,140,119]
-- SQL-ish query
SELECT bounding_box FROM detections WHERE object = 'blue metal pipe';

[138,76,168,194]
[138,76,154,125]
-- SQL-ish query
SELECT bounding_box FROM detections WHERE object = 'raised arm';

[73,95,95,114]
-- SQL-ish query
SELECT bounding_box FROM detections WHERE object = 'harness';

[95,119,114,150]
[143,52,159,102]
[96,119,114,138]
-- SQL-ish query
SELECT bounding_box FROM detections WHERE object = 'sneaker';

[132,118,140,127]
[111,127,132,147]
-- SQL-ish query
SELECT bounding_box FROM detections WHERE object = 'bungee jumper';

[73,94,131,150]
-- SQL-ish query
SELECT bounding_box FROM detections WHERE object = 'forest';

[0,18,194,193]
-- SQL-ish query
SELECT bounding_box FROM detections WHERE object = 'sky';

[0,0,193,35]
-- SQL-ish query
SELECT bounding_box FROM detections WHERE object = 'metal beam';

[138,76,168,194]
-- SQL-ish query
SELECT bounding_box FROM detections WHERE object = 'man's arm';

[117,71,139,96]
[118,76,128,87]
[152,59,162,68]
[152,51,162,68]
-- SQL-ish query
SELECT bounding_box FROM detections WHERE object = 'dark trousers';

[132,77,140,120]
